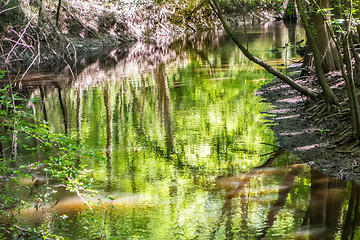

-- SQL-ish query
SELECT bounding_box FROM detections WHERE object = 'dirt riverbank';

[258,68,360,184]
[1,0,281,74]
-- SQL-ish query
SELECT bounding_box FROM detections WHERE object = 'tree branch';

[0,6,18,15]
[211,0,317,99]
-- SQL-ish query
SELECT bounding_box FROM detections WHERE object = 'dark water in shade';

[11,22,360,239]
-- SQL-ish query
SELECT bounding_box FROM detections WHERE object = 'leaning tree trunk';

[211,0,317,99]
[296,0,339,111]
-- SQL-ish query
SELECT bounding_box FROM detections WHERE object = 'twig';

[74,188,92,210]
[63,59,75,80]
[260,142,282,149]
[3,38,34,49]
[61,5,98,37]
[5,17,35,64]
[10,29,34,52]
[260,151,277,157]
[12,225,41,237]
[0,6,18,15]
[20,51,39,80]
[19,30,41,80]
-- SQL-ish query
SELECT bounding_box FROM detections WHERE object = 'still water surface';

[18,23,360,239]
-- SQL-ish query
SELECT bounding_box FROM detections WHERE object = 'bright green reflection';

[27,23,341,239]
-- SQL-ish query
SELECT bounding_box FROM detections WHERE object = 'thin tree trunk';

[351,189,360,239]
[332,0,342,19]
[10,130,17,166]
[296,0,339,110]
[76,88,82,143]
[349,37,360,86]
[308,170,328,239]
[104,83,113,192]
[56,0,61,26]
[312,0,340,73]
[211,0,317,99]
[39,86,47,122]
[0,139,3,160]
[157,63,175,156]
[324,178,346,239]
[342,184,357,240]
[38,0,43,27]
[57,85,68,135]
[323,0,360,139]
[314,0,360,140]
[9,85,17,167]
[342,36,360,139]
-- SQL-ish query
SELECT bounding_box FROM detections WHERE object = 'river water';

[14,22,360,239]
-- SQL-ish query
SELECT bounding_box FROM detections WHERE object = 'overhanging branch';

[211,0,317,99]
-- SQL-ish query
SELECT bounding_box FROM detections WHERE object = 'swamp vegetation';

[2,0,360,239]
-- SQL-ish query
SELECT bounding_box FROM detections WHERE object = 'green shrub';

[0,73,97,239]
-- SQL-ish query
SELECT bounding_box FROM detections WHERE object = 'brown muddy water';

[6,22,360,239]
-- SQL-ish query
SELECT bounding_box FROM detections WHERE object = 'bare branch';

[0,6,18,15]
[5,17,35,64]
[211,0,317,99]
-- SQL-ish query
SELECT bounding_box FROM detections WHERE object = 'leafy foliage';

[0,76,97,239]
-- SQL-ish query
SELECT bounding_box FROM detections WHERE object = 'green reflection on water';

[26,23,354,239]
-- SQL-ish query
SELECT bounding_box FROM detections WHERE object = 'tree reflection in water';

[13,23,360,239]
[214,149,359,240]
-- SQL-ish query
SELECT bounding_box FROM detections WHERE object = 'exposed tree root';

[306,100,325,113]
[307,101,332,118]
[349,140,360,149]
[318,102,333,115]
[334,126,353,145]
[334,132,353,145]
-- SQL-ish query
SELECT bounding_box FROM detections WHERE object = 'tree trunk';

[156,63,175,156]
[332,0,342,19]
[354,0,360,38]
[211,0,317,99]
[57,85,68,135]
[76,88,82,143]
[258,165,303,238]
[318,0,360,140]
[341,184,360,240]
[56,0,61,26]
[38,0,43,27]
[350,36,360,86]
[342,36,360,139]
[39,86,47,122]
[104,83,113,192]
[296,0,339,109]
[312,0,340,73]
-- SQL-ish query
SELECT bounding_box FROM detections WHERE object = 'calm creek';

[15,22,360,239]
